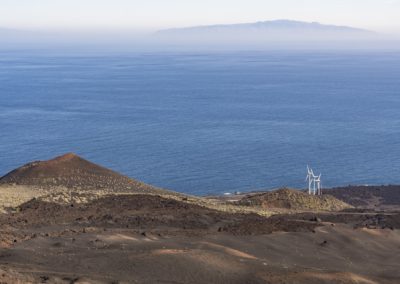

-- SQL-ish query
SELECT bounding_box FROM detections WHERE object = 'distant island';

[158,19,372,33]
[156,19,377,42]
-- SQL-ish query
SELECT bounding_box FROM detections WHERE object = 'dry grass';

[1,185,345,217]
[0,185,47,212]
[0,184,280,217]
[238,188,352,211]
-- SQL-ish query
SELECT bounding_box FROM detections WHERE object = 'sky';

[1,0,400,33]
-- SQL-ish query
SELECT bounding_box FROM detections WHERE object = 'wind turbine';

[305,166,314,195]
[305,166,322,195]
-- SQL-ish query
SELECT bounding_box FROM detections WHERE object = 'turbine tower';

[314,174,322,195]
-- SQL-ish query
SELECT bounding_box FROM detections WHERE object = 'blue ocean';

[0,50,399,195]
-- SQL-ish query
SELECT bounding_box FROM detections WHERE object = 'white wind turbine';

[305,166,314,195]
[306,166,322,196]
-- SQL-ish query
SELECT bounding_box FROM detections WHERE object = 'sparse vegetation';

[237,188,352,211]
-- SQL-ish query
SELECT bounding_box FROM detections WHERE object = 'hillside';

[327,185,400,210]
[237,188,352,211]
[0,153,165,194]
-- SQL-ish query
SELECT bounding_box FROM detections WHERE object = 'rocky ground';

[328,185,400,210]
[0,194,319,246]
[0,154,399,283]
[0,193,398,283]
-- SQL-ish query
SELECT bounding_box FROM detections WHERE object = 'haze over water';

[1,50,400,195]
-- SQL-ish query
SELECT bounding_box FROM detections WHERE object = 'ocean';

[0,50,399,195]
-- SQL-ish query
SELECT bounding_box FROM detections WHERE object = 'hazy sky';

[1,0,400,33]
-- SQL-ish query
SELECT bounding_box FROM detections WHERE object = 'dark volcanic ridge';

[0,194,318,244]
[2,193,398,248]
[0,153,167,195]
[327,185,400,209]
[282,211,400,231]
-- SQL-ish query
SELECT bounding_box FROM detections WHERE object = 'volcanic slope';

[0,153,168,195]
[327,185,400,210]
[237,188,352,211]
